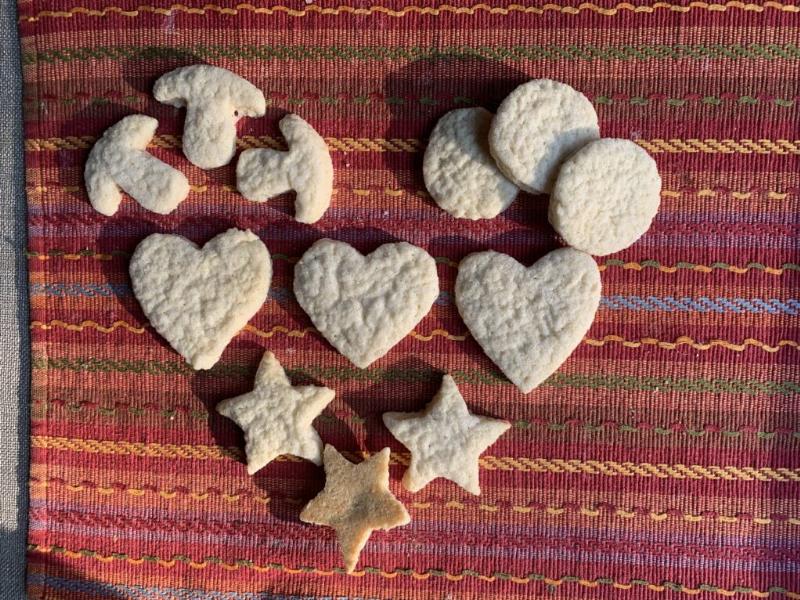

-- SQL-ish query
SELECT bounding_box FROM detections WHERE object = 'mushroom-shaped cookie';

[236,114,333,224]
[85,114,189,216]
[154,65,266,169]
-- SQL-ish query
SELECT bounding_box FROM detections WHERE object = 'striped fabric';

[20,1,799,598]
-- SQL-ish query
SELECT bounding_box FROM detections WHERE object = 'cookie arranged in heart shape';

[455,247,601,393]
[294,239,439,368]
[130,228,271,370]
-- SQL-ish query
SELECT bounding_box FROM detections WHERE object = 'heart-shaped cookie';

[455,247,600,393]
[294,239,439,368]
[130,228,271,370]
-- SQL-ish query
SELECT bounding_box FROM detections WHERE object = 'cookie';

[455,247,601,393]
[293,239,439,368]
[154,65,266,169]
[423,107,518,220]
[300,445,410,573]
[236,114,333,224]
[217,351,334,474]
[84,114,189,216]
[383,374,510,495]
[549,138,662,256]
[130,228,271,370]
[489,79,599,193]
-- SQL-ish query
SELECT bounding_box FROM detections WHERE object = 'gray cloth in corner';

[0,0,30,598]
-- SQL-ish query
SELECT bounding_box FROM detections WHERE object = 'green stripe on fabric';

[21,43,800,65]
[25,92,799,110]
[31,356,251,378]
[31,355,800,396]
[33,398,800,441]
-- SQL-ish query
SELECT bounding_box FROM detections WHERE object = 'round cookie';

[423,108,518,220]
[549,138,661,256]
[489,79,599,194]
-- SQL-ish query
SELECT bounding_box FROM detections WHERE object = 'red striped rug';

[20,1,800,598]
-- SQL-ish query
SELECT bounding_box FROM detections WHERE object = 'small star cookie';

[383,375,510,495]
[216,351,334,474]
[300,445,410,573]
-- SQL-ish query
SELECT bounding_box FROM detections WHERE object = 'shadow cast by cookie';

[334,354,443,458]
[381,56,530,187]
[25,555,128,598]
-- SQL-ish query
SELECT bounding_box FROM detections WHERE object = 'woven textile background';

[1,0,29,596]
[20,1,800,598]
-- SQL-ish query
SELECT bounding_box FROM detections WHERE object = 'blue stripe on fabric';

[27,283,800,316]
[600,295,800,315]
[23,283,800,316]
[28,573,377,600]
[29,282,132,298]
[26,522,799,572]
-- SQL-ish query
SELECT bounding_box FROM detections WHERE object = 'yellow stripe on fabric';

[29,320,800,352]
[28,320,466,342]
[638,138,800,155]
[23,135,800,155]
[598,260,794,275]
[18,1,800,23]
[32,476,800,524]
[22,135,426,153]
[585,335,800,353]
[26,185,797,201]
[25,543,800,597]
[31,435,241,460]
[29,437,800,480]
[30,319,146,334]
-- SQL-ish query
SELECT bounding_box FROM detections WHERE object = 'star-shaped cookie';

[216,351,334,474]
[300,445,410,573]
[382,374,510,495]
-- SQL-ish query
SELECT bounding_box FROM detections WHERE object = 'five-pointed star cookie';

[300,445,410,573]
[382,374,510,495]
[216,351,334,474]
